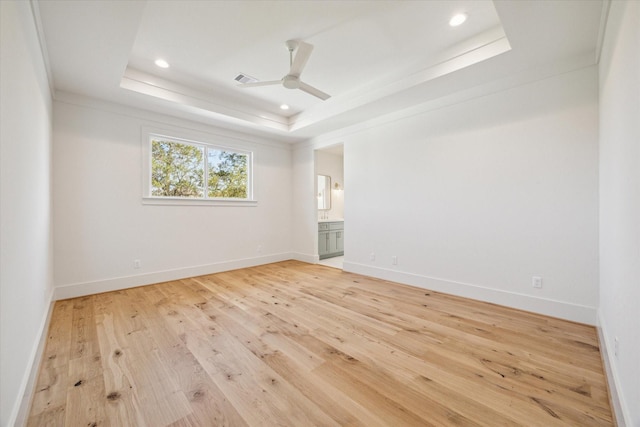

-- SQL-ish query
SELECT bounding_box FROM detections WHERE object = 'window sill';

[142,197,258,207]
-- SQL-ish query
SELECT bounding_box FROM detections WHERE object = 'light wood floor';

[28,261,613,426]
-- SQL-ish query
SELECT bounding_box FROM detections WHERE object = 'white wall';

[598,1,640,425]
[0,1,54,426]
[291,144,317,262]
[315,150,344,220]
[52,97,293,298]
[333,66,600,324]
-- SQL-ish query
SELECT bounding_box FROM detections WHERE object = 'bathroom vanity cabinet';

[318,221,344,259]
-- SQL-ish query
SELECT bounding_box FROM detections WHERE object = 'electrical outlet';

[370,252,375,261]
[392,256,398,265]
[257,244,263,253]
[532,276,542,288]
[133,259,141,269]
[614,337,619,358]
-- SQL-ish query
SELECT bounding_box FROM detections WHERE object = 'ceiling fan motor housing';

[282,74,300,89]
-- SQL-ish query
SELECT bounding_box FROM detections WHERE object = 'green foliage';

[208,150,248,198]
[151,140,204,197]
[151,139,248,199]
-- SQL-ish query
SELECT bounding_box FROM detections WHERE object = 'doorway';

[315,144,344,269]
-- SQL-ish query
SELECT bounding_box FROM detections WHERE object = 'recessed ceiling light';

[449,13,467,27]
[154,59,170,68]
[280,104,290,110]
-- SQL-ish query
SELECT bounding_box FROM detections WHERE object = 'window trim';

[142,128,257,206]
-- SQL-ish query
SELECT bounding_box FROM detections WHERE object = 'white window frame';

[142,128,257,206]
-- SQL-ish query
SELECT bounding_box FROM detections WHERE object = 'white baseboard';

[343,262,597,325]
[11,289,55,427]
[53,253,295,300]
[597,312,630,427]
[291,252,320,264]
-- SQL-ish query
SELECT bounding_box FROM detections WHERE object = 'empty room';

[1,0,638,426]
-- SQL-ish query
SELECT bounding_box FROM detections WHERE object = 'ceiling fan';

[237,40,331,101]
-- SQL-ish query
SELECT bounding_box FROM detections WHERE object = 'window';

[144,132,254,205]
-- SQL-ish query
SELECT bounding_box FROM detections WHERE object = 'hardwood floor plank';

[63,369,106,427]
[154,281,340,427]
[28,261,613,426]
[94,306,147,426]
[300,271,609,399]
[60,295,106,426]
[191,290,384,426]
[139,285,249,427]
[308,285,610,412]
[27,300,74,426]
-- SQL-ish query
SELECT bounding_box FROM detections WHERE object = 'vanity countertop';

[319,218,344,223]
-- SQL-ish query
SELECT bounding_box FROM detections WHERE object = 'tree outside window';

[150,136,251,200]
[208,150,248,199]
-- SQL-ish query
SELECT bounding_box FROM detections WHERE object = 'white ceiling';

[36,0,606,143]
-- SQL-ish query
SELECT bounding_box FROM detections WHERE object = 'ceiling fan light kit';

[238,40,331,101]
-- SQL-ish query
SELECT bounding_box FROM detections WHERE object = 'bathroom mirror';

[317,175,331,210]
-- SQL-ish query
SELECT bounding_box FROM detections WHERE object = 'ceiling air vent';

[234,73,258,84]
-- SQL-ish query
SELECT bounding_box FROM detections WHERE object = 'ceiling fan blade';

[238,80,281,88]
[299,81,331,101]
[289,41,313,76]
